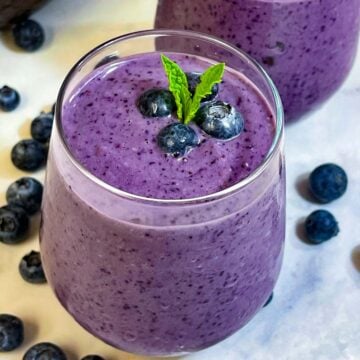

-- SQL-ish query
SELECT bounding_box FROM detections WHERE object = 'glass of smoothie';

[155,0,360,122]
[40,29,285,357]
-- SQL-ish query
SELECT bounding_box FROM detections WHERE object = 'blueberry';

[157,123,199,157]
[94,54,119,69]
[263,292,273,307]
[6,177,43,215]
[0,86,20,112]
[0,314,24,351]
[12,19,45,52]
[51,103,56,114]
[309,163,347,203]
[19,250,46,284]
[81,356,105,360]
[186,72,219,102]
[11,139,46,171]
[31,112,54,143]
[137,89,176,117]
[23,342,67,360]
[305,210,339,244]
[0,205,29,244]
[195,101,244,140]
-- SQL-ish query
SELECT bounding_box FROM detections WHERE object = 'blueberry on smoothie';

[309,163,347,203]
[157,123,199,157]
[31,112,54,143]
[23,342,67,360]
[195,101,244,140]
[11,139,46,171]
[305,210,339,244]
[0,86,20,112]
[12,19,45,52]
[0,314,24,352]
[81,356,105,360]
[186,72,219,102]
[6,177,43,215]
[0,205,29,244]
[19,250,46,284]
[137,89,176,117]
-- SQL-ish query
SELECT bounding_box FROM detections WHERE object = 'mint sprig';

[161,54,225,125]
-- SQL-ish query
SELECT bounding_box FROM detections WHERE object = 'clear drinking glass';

[155,0,360,121]
[40,30,285,357]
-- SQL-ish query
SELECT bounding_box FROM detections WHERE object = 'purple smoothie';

[155,0,360,121]
[62,53,274,198]
[40,51,285,356]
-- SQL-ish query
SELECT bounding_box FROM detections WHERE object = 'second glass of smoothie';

[40,30,285,356]
[155,0,360,121]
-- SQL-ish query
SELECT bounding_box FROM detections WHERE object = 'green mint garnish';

[161,54,225,125]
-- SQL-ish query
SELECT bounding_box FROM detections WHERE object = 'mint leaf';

[184,62,225,124]
[161,54,225,124]
[161,54,192,122]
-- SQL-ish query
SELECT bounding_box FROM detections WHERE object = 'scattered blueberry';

[19,250,46,284]
[81,356,105,360]
[309,163,348,203]
[305,210,339,244]
[0,86,20,112]
[31,112,54,143]
[94,54,119,69]
[137,89,176,117]
[12,19,45,52]
[195,101,244,140]
[23,342,67,360]
[157,123,199,157]
[0,314,24,352]
[263,292,273,307]
[0,205,29,244]
[6,177,43,215]
[186,72,219,102]
[11,139,46,171]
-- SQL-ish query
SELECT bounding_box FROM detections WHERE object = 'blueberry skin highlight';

[0,314,24,352]
[137,89,176,117]
[19,250,47,284]
[305,210,339,244]
[157,123,199,157]
[12,19,45,52]
[6,177,43,215]
[195,101,244,140]
[0,205,29,244]
[23,342,67,360]
[31,112,54,143]
[0,86,20,112]
[309,163,347,203]
[11,139,46,171]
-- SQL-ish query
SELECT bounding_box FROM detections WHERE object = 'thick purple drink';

[155,0,360,121]
[40,31,285,356]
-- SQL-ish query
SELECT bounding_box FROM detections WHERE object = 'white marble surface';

[0,1,360,359]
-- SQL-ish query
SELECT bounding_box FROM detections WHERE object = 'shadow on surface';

[295,173,317,203]
[351,245,360,273]
[23,318,38,347]
[18,117,32,138]
[62,346,78,360]
[0,146,25,179]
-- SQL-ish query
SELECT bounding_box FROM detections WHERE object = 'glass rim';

[55,28,284,206]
